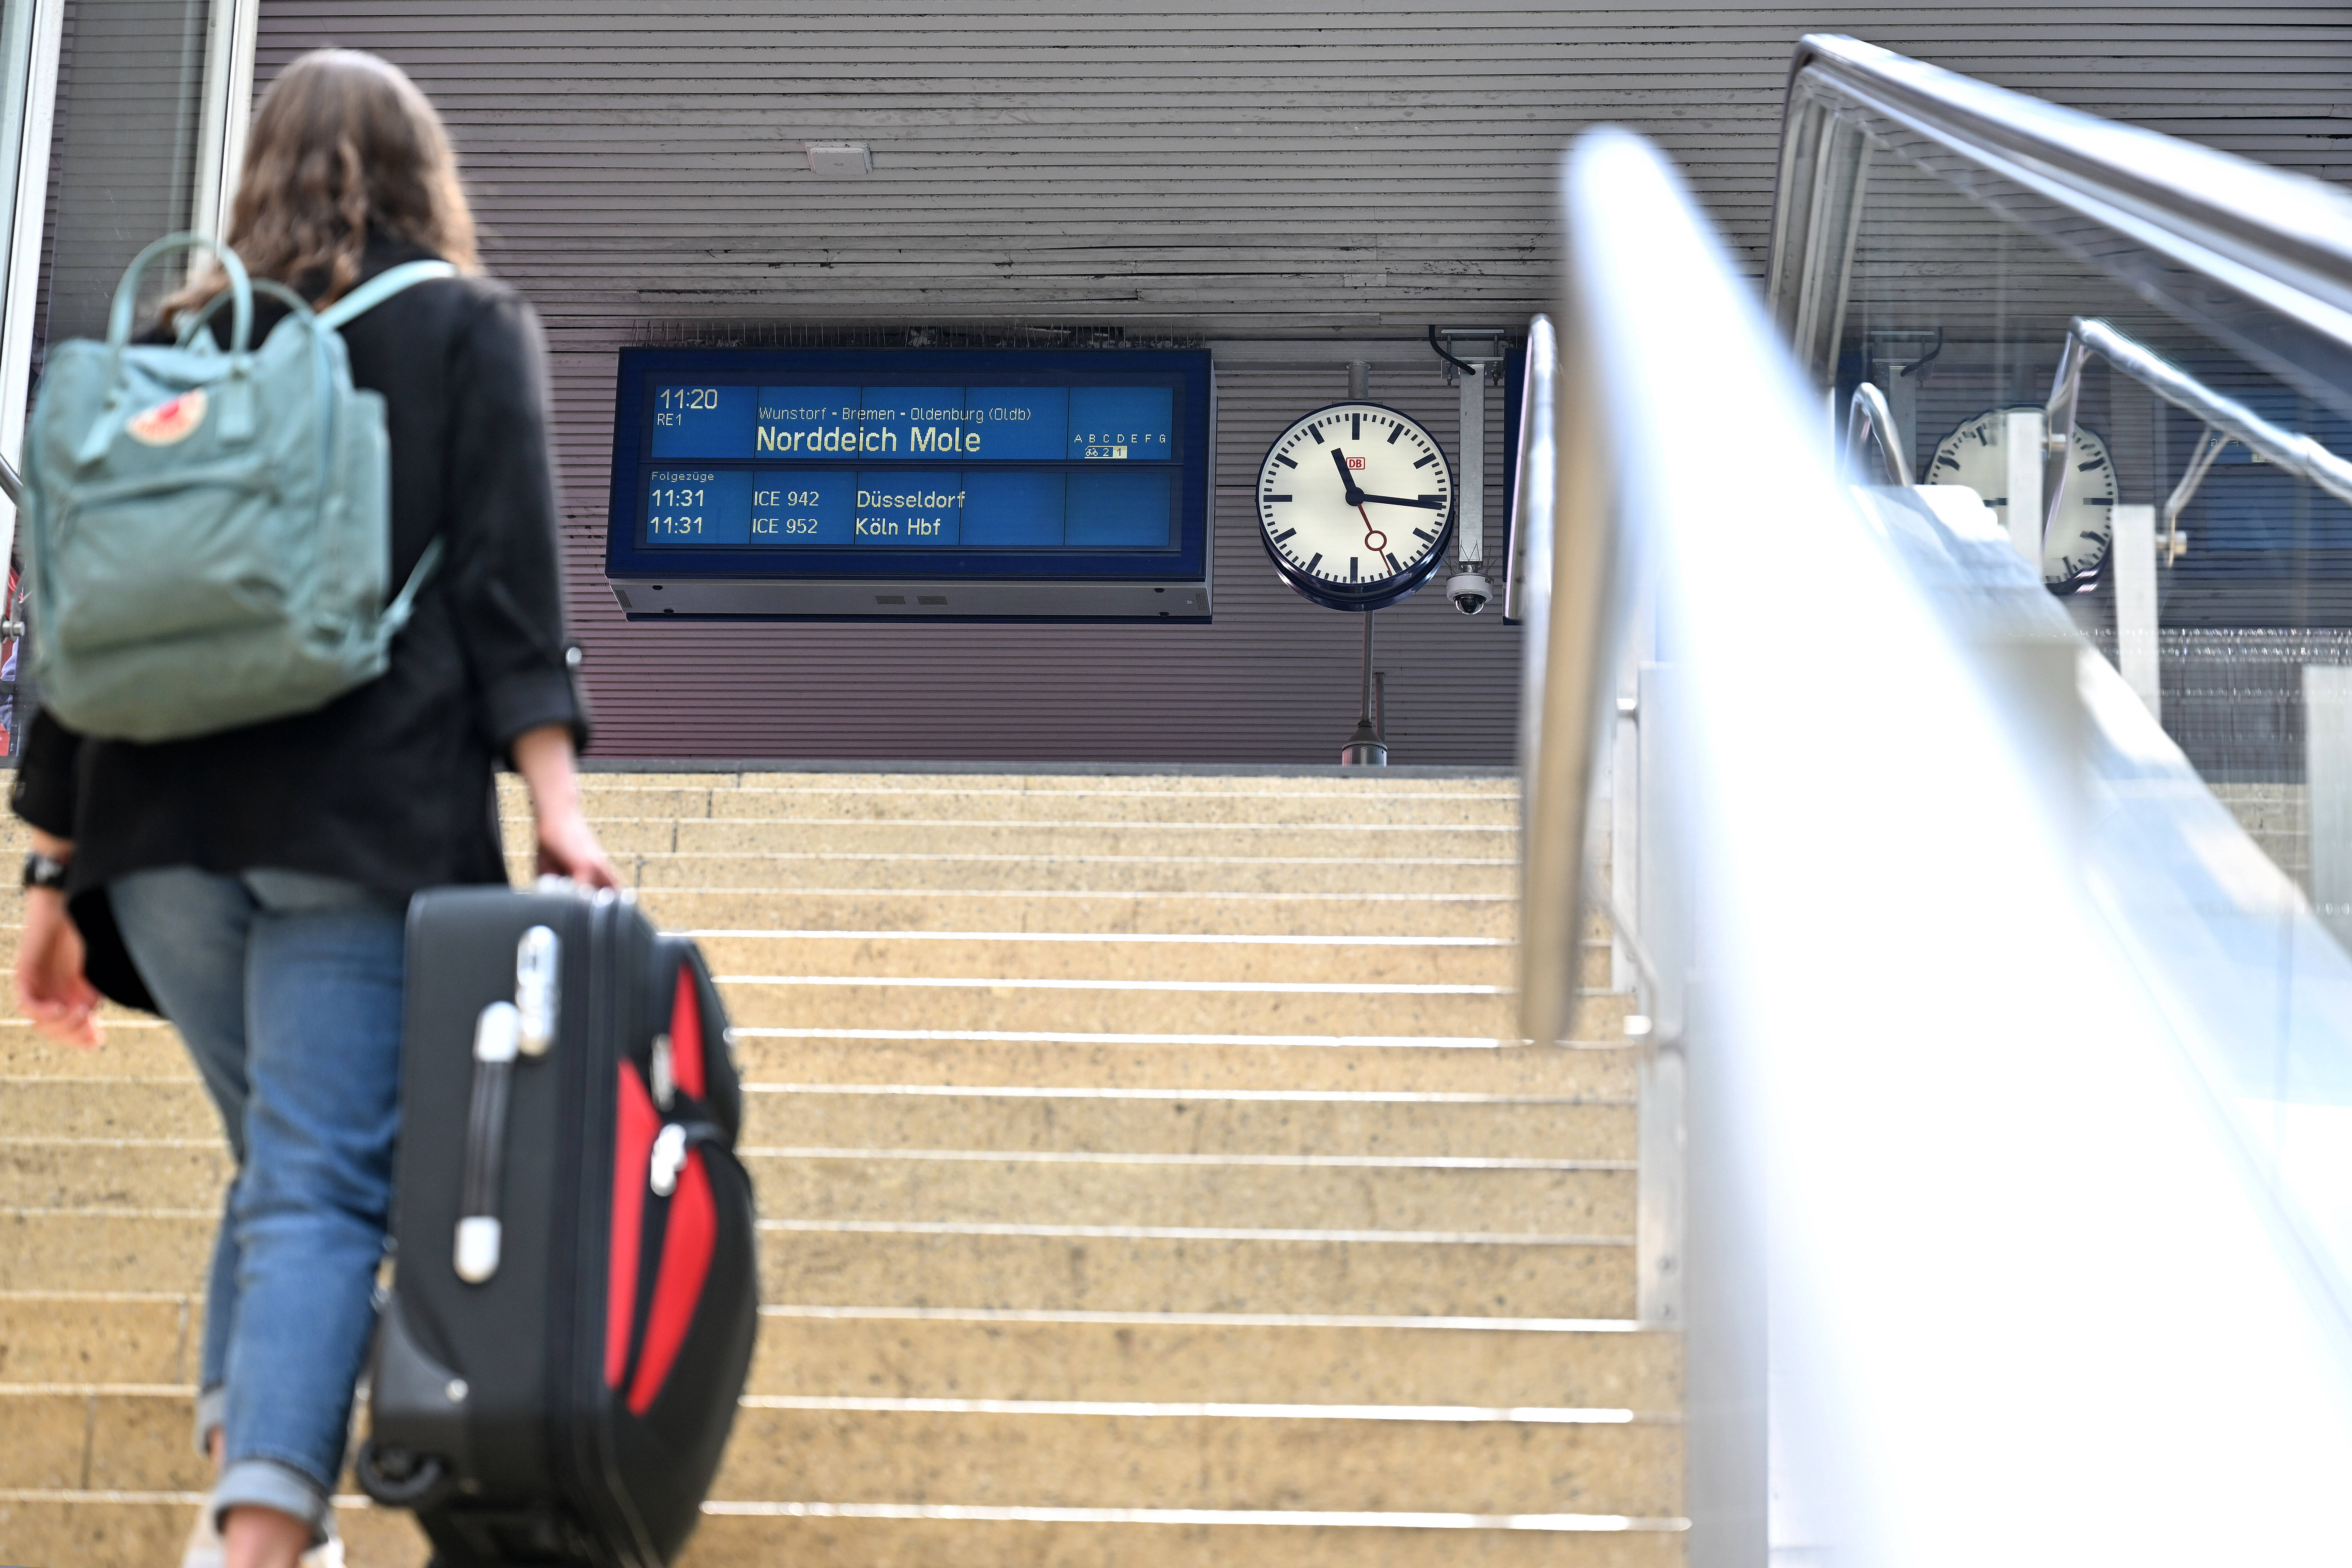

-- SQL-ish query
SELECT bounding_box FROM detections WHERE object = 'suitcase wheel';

[356,1437,456,1510]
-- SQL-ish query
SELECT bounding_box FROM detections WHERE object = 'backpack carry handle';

[108,232,252,355]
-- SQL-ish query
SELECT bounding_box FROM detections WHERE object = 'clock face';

[1926,406,2120,591]
[1257,401,1456,611]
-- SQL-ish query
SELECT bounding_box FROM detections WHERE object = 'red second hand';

[1358,505,1386,555]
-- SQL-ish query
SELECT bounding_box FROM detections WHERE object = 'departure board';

[606,349,1212,620]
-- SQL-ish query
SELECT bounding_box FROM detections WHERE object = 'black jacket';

[11,233,589,1002]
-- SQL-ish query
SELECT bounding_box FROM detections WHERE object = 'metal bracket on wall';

[1430,327,1515,576]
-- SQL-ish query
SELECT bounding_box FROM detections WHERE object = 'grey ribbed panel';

[243,3,2351,760]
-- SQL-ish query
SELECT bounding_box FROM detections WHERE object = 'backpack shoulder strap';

[316,260,460,331]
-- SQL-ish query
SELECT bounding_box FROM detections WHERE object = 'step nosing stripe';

[732,1028,1518,1048]
[654,818,1518,832]
[738,1395,1644,1422]
[715,975,1506,994]
[737,1148,1632,1170]
[742,1084,1629,1105]
[754,1305,1649,1331]
[576,888,1515,903]
[692,1502,1688,1531]
[758,1219,1629,1244]
[688,930,1511,947]
[631,853,1516,867]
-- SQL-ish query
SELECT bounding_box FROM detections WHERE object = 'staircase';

[0,769,1681,1566]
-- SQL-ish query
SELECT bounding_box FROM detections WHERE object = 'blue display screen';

[606,349,1210,587]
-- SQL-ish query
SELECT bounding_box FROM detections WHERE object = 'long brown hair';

[166,49,477,322]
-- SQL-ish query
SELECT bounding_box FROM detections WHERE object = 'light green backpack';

[19,233,454,743]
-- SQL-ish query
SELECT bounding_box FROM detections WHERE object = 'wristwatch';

[22,850,69,891]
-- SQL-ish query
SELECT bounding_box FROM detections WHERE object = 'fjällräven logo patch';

[126,387,207,445]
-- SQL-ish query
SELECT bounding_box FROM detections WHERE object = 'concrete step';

[0,1383,1678,1517]
[730,1036,1639,1096]
[0,1299,1674,1411]
[752,1309,1676,1407]
[740,1086,1634,1159]
[0,1292,193,1384]
[649,888,1528,938]
[745,1153,1630,1235]
[2,1142,1628,1238]
[0,1026,1643,1096]
[0,1142,229,1210]
[500,774,1521,825]
[2,1493,1686,1568]
[0,1021,192,1080]
[0,1030,1651,1106]
[611,852,1513,896]
[760,1226,1633,1318]
[2,1210,1633,1318]
[1,1387,206,1491]
[712,976,1519,1039]
[0,889,1545,942]
[711,1405,1679,1514]
[686,931,1526,987]
[526,816,1520,862]
[0,1076,1631,1160]
[0,1080,219,1140]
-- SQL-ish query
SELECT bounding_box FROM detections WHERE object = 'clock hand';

[1357,505,1387,555]
[1355,493,1446,509]
[1330,446,1365,505]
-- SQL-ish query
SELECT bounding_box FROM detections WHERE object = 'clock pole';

[1339,610,1388,766]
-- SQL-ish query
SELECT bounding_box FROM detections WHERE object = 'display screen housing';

[605,348,1214,620]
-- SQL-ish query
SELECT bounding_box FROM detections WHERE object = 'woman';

[10,49,615,1568]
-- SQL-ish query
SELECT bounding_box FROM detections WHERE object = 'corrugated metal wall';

[248,3,2352,762]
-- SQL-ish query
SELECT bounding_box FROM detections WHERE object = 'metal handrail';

[1502,314,1555,625]
[1769,36,2352,413]
[1539,120,2352,1567]
[2046,316,2352,560]
[1845,381,1912,487]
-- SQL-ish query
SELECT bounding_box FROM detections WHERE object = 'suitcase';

[357,884,758,1566]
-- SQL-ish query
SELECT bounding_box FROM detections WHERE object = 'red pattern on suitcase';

[669,966,707,1098]
[605,1064,660,1388]
[627,1148,716,1415]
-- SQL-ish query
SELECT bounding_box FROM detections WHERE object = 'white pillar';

[2004,407,2045,578]
[2112,503,2159,718]
[192,0,260,241]
[0,0,63,567]
[2306,665,2352,951]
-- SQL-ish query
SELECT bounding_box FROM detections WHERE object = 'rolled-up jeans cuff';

[192,1384,227,1459]
[211,1457,330,1545]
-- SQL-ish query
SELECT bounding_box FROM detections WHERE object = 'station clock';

[1926,406,2120,592]
[1256,402,1456,611]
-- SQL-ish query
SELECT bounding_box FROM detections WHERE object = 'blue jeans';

[111,866,407,1541]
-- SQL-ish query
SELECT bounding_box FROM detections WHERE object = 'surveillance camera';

[1447,572,1494,616]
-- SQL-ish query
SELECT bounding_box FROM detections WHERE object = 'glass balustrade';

[1520,36,2352,1563]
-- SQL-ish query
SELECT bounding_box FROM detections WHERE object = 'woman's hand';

[16,883,104,1048]
[512,723,621,890]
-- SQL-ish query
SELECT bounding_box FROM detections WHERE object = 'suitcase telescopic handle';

[516,924,558,1057]
[455,1002,520,1284]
